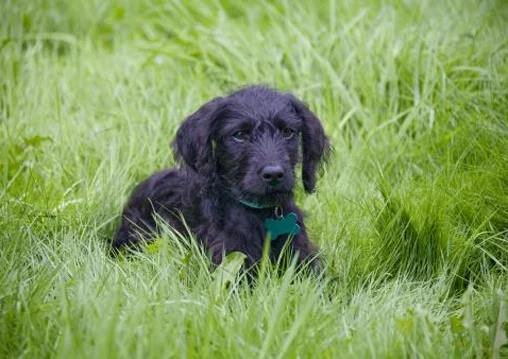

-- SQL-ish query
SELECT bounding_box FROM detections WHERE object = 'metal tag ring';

[274,206,283,219]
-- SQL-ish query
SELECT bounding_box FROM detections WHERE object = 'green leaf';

[211,251,247,297]
[145,238,164,254]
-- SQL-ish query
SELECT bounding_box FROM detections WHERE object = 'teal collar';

[237,198,276,209]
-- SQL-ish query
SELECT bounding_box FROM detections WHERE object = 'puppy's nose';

[261,165,284,183]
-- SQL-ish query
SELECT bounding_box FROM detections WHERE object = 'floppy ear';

[173,97,224,176]
[289,96,330,193]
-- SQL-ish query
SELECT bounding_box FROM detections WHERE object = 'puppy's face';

[174,86,329,204]
[214,95,302,204]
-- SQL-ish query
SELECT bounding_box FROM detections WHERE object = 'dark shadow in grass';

[371,186,446,282]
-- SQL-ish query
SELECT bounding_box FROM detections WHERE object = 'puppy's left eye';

[232,130,249,142]
[282,127,295,138]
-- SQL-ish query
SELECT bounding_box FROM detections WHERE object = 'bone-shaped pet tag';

[264,212,301,241]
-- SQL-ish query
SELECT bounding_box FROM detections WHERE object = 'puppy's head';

[174,86,329,204]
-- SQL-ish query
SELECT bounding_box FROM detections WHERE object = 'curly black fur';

[112,85,329,269]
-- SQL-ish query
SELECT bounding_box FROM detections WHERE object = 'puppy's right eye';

[232,130,249,142]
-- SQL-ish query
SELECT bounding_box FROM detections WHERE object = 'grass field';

[1,0,508,357]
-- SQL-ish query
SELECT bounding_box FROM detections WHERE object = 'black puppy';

[112,85,329,269]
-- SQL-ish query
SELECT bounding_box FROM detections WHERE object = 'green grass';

[1,0,508,357]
